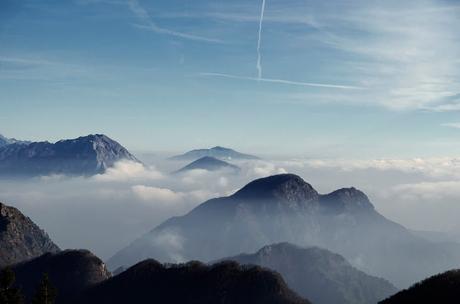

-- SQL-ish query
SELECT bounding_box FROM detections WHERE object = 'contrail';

[256,0,266,79]
[199,73,364,90]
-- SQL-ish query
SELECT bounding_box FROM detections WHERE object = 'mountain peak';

[320,187,374,213]
[170,146,259,161]
[0,134,140,176]
[233,174,319,202]
[176,156,240,173]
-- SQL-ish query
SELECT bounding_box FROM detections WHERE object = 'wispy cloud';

[199,72,364,90]
[126,0,223,43]
[441,122,460,129]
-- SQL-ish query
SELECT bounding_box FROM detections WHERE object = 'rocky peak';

[319,187,374,214]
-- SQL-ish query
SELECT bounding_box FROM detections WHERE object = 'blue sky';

[1,0,460,157]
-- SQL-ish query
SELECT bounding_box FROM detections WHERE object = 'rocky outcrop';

[0,202,60,267]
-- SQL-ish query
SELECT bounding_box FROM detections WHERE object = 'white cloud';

[441,122,460,129]
[249,161,287,178]
[94,160,163,182]
[391,181,460,201]
[131,185,183,202]
[295,157,460,179]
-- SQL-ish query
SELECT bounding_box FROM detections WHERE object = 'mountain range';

[170,146,259,161]
[0,134,30,147]
[108,174,460,288]
[174,156,240,173]
[0,201,310,304]
[223,242,397,304]
[0,134,139,176]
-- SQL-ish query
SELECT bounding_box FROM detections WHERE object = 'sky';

[1,0,460,157]
[1,0,460,261]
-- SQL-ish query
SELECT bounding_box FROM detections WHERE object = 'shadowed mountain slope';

[224,243,397,304]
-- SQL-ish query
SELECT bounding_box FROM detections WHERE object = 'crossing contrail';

[256,0,266,79]
[199,73,364,90]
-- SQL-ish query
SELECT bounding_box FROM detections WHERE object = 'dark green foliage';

[76,259,311,304]
[380,269,460,304]
[0,268,23,304]
[31,274,56,304]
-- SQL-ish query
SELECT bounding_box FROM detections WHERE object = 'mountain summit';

[175,156,240,173]
[170,146,259,161]
[0,134,140,176]
[233,174,319,203]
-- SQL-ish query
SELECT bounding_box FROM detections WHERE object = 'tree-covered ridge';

[380,269,460,303]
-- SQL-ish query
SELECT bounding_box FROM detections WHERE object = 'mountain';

[0,202,60,267]
[9,250,111,303]
[0,134,29,147]
[0,134,140,176]
[175,156,240,173]
[170,146,259,161]
[380,269,460,304]
[76,259,311,304]
[108,174,460,288]
[223,243,397,304]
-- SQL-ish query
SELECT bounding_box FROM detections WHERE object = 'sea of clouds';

[1,155,459,260]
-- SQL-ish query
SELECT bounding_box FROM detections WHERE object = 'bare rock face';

[0,202,60,267]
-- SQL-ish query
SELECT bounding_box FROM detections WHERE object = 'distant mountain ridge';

[223,242,397,304]
[0,134,140,176]
[108,173,460,288]
[175,156,240,173]
[170,146,259,161]
[0,202,60,267]
[76,259,311,304]
[0,134,30,147]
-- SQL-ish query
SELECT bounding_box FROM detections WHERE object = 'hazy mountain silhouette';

[76,259,310,304]
[223,242,397,304]
[170,146,259,161]
[0,134,30,147]
[174,156,240,173]
[380,269,460,304]
[109,174,460,288]
[0,134,139,176]
[0,202,60,267]
[10,250,111,303]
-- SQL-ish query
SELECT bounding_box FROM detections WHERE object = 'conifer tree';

[0,268,23,304]
[31,274,56,304]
